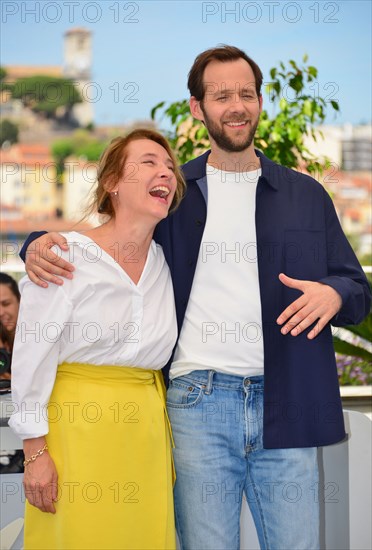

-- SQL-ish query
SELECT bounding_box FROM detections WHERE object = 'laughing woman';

[9,129,185,550]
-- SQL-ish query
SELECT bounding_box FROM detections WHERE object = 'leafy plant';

[333,310,372,363]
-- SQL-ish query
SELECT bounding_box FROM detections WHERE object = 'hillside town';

[1,28,371,272]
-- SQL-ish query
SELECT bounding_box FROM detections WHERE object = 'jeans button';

[244,379,251,387]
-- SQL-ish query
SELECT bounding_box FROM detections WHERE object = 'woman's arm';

[23,436,58,513]
[9,277,73,512]
[9,278,72,437]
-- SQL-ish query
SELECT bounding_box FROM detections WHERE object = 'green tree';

[151,55,339,173]
[0,119,19,145]
[0,66,12,93]
[52,130,107,182]
[11,75,82,119]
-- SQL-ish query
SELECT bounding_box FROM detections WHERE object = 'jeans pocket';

[166,380,204,409]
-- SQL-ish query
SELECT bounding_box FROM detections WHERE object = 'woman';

[0,272,21,351]
[0,273,20,381]
[9,129,185,549]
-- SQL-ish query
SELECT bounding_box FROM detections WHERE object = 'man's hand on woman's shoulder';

[25,232,75,287]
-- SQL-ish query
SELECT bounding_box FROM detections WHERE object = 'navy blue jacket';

[153,149,371,449]
[21,149,370,448]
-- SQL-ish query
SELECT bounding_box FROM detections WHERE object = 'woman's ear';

[104,175,119,195]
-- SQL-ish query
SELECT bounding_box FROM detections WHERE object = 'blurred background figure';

[0,272,20,383]
[0,273,23,473]
[0,320,13,381]
[0,273,21,351]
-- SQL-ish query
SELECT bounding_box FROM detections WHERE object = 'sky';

[1,0,371,128]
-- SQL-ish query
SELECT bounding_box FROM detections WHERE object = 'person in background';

[9,129,185,550]
[0,321,13,380]
[0,272,21,351]
[0,275,22,471]
[19,47,371,549]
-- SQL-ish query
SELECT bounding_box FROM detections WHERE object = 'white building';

[63,156,98,223]
[304,124,372,171]
[63,28,94,127]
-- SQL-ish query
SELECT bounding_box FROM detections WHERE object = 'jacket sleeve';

[319,189,371,326]
[20,231,47,262]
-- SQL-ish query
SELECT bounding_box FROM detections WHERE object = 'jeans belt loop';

[205,370,215,395]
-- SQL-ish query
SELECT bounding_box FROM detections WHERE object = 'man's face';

[190,59,262,153]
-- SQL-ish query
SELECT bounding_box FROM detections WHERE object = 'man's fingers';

[307,317,330,340]
[42,249,74,272]
[278,272,306,291]
[26,249,74,274]
[277,278,342,339]
[49,232,69,250]
[33,256,73,278]
[27,264,65,286]
[287,311,319,336]
[27,269,49,288]
[25,255,73,286]
[277,295,307,325]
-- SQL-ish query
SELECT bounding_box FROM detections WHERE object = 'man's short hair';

[188,45,263,101]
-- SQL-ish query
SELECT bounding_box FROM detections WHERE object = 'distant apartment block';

[0,143,57,218]
[342,124,372,171]
[304,123,372,171]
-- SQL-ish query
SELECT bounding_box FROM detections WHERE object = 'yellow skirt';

[24,363,176,550]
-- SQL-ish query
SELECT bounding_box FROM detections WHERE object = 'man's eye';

[143,160,155,165]
[217,96,228,101]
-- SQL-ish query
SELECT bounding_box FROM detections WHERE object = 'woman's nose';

[159,165,174,178]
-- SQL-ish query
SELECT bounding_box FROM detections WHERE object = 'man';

[21,46,370,549]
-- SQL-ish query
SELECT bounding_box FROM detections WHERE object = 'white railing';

[1,404,371,550]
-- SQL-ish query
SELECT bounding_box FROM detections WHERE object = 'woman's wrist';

[23,436,48,463]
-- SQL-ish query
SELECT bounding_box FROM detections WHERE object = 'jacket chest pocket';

[284,229,328,280]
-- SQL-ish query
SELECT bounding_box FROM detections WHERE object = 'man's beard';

[201,108,259,153]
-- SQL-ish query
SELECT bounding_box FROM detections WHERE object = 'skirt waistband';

[57,362,162,385]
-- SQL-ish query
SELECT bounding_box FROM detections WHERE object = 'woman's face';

[112,139,177,223]
[0,284,20,333]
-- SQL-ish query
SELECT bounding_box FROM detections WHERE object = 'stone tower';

[63,28,93,126]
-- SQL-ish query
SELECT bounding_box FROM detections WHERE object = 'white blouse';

[9,232,177,439]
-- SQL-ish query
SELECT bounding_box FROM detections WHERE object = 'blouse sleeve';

[8,277,73,439]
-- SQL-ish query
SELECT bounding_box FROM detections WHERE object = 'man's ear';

[190,96,204,122]
[258,94,263,113]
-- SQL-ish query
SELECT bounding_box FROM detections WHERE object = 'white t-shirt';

[9,232,177,439]
[171,166,264,379]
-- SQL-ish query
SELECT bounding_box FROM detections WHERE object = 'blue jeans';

[167,371,319,550]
